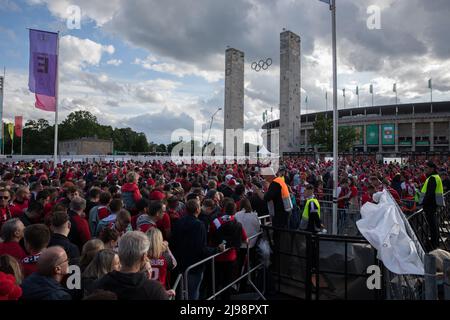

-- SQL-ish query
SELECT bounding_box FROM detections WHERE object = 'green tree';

[59,110,100,140]
[22,119,54,155]
[310,114,356,152]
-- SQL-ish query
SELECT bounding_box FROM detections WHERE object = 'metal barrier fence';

[173,214,270,300]
[262,225,384,300]
[384,191,450,300]
[181,232,266,300]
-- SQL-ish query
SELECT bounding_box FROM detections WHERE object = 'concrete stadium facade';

[262,101,450,156]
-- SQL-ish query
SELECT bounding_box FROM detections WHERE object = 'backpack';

[212,218,243,249]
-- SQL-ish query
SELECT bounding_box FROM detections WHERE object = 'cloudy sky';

[0,0,449,145]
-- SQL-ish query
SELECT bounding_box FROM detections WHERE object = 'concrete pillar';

[395,122,399,154]
[279,30,301,154]
[223,48,244,157]
[412,122,416,152]
[430,122,434,151]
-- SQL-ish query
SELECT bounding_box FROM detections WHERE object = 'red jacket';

[0,242,26,262]
[69,213,92,249]
[10,200,29,218]
[0,207,12,229]
[121,183,143,202]
[209,215,247,262]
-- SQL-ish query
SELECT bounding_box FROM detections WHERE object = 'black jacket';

[48,233,80,266]
[93,271,168,300]
[21,273,72,300]
[423,174,437,209]
[264,181,289,228]
[172,215,218,273]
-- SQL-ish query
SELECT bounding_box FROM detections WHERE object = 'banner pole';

[2,67,5,156]
[53,32,60,167]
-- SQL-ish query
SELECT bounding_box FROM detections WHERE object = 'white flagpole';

[319,0,338,234]
[370,84,374,107]
[356,86,359,107]
[54,32,60,167]
[331,0,338,235]
[430,78,433,113]
[2,67,5,156]
[20,118,23,156]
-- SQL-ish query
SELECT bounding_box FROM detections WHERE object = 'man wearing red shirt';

[209,201,247,300]
[22,224,51,278]
[361,185,376,206]
[0,218,26,262]
[68,197,91,251]
[10,187,31,218]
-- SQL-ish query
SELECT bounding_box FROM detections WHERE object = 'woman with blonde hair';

[79,239,105,272]
[0,254,23,285]
[146,228,177,288]
[81,249,120,297]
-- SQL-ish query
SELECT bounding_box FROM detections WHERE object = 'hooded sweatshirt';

[121,183,142,210]
[92,270,168,300]
[20,273,71,300]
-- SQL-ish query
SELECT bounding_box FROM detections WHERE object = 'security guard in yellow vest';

[300,184,323,233]
[420,161,444,249]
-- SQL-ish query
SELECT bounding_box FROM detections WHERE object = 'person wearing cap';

[420,161,444,249]
[257,167,292,228]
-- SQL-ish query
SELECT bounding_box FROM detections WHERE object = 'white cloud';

[27,0,121,26]
[134,55,223,83]
[60,35,115,72]
[106,59,123,66]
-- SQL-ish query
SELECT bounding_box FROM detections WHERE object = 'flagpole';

[331,0,338,235]
[2,67,5,156]
[371,84,374,107]
[430,79,433,113]
[53,32,60,167]
[357,86,359,107]
[10,124,13,156]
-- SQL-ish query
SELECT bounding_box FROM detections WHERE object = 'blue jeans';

[187,271,204,300]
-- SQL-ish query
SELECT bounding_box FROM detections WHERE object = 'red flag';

[15,116,23,137]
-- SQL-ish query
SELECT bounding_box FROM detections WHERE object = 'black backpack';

[212,218,243,249]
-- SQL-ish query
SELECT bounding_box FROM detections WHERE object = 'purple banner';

[28,29,58,97]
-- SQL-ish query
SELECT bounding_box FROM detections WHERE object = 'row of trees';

[1,111,358,155]
[1,111,153,155]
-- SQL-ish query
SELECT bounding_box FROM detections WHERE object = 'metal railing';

[384,191,450,300]
[177,215,272,300]
[181,232,266,300]
[262,225,383,300]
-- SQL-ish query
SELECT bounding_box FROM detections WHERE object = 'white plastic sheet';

[357,190,424,275]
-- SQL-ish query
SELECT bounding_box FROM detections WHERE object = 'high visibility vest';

[420,174,444,206]
[273,177,293,212]
[302,198,321,221]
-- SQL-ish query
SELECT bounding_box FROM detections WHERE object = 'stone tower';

[223,48,245,157]
[279,30,301,154]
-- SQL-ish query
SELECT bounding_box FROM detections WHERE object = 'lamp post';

[320,0,338,234]
[205,107,222,150]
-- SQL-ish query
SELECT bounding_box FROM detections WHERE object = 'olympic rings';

[251,57,272,72]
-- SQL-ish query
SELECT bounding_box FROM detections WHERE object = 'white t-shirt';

[235,210,261,249]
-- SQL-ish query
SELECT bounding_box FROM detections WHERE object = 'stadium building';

[262,101,450,156]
